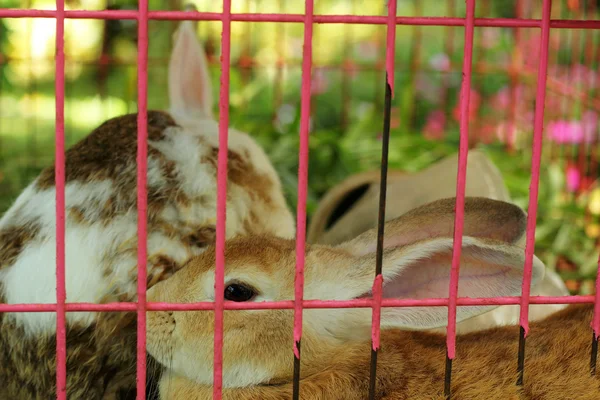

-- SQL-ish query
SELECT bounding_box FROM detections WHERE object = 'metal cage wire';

[1,0,600,399]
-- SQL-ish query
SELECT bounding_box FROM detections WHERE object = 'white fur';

[175,347,273,388]
[161,363,273,391]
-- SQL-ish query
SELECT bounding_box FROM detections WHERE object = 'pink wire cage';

[1,0,600,399]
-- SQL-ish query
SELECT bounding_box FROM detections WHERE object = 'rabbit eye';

[224,283,256,302]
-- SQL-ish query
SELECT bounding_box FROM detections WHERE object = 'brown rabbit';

[0,20,294,399]
[147,197,598,399]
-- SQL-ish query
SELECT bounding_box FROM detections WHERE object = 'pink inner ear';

[373,253,514,300]
[169,22,212,117]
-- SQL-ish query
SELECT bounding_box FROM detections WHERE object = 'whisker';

[146,354,163,400]
[166,346,174,398]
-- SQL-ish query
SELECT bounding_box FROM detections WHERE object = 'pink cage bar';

[1,0,600,399]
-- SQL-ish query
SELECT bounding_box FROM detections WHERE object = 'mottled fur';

[0,20,294,399]
[146,197,586,399]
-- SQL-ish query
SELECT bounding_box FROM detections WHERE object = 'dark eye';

[224,283,256,302]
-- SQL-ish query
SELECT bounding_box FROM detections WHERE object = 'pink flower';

[566,164,580,193]
[429,53,451,72]
[547,120,591,144]
[567,64,597,88]
[423,110,446,140]
[547,121,566,143]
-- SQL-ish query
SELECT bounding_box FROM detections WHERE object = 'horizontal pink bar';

[0,296,594,313]
[0,9,599,29]
[0,9,139,19]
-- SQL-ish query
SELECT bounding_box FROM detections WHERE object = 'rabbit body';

[0,21,294,399]
[147,197,595,400]
[156,303,598,400]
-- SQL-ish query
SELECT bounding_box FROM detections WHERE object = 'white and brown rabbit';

[147,197,600,400]
[0,20,294,399]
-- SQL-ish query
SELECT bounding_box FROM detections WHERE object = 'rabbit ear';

[374,237,545,330]
[168,19,214,119]
[341,197,527,257]
[313,197,542,331]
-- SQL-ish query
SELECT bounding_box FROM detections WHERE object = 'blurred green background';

[1,0,599,293]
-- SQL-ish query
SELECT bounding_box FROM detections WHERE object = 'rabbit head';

[163,19,295,240]
[147,197,545,389]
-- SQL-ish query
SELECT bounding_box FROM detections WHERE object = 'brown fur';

[37,112,178,189]
[0,221,41,269]
[203,146,275,207]
[158,304,599,400]
[35,111,272,227]
[0,289,143,400]
[36,111,189,229]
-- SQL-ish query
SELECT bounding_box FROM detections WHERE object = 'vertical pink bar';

[593,258,600,339]
[385,0,396,96]
[593,1,600,338]
[370,274,383,350]
[445,0,475,360]
[293,0,314,359]
[370,0,397,352]
[136,0,149,397]
[54,0,67,398]
[518,0,552,337]
[213,1,232,398]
